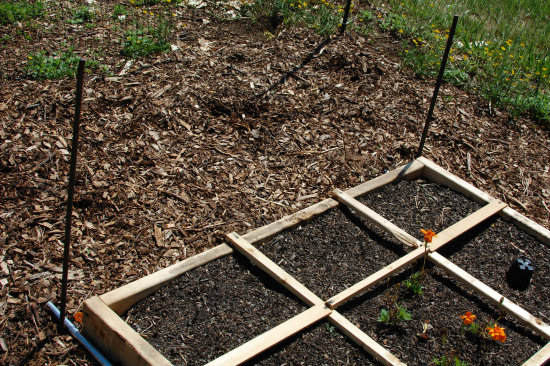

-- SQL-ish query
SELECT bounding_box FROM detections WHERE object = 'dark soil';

[127,253,307,365]
[127,178,550,365]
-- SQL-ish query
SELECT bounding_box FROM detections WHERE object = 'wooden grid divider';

[205,304,332,366]
[327,247,426,309]
[331,188,420,248]
[80,158,550,366]
[418,157,550,246]
[523,341,550,366]
[226,232,324,306]
[226,232,410,366]
[429,252,550,340]
[328,311,407,366]
[242,160,425,245]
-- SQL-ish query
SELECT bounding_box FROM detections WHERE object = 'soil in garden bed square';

[258,204,410,300]
[243,320,383,366]
[339,267,547,365]
[357,178,483,238]
[439,216,550,325]
[358,177,550,326]
[126,252,307,365]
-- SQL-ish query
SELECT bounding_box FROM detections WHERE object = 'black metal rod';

[415,15,459,158]
[340,0,353,34]
[59,59,86,330]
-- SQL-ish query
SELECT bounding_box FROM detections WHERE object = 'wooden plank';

[205,304,331,366]
[418,157,550,245]
[327,246,426,309]
[428,200,507,252]
[100,244,233,314]
[344,159,424,198]
[242,160,424,245]
[328,311,407,366]
[428,252,550,340]
[331,189,421,248]
[227,232,323,306]
[522,341,550,366]
[242,199,339,244]
[417,157,493,205]
[333,189,506,253]
[83,296,172,366]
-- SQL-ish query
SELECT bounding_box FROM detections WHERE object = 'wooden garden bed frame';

[82,157,550,366]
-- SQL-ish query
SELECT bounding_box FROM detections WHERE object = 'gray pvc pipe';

[46,301,113,366]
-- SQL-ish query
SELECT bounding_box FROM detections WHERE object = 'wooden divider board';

[417,157,550,245]
[81,158,550,366]
[205,304,331,366]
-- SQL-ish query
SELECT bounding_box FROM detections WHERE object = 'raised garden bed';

[82,158,550,365]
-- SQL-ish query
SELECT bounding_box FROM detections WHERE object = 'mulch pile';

[0,1,549,365]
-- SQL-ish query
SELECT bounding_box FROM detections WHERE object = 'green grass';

[369,0,550,124]
[242,0,344,36]
[0,1,44,24]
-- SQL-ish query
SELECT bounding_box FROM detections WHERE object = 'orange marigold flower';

[487,324,506,342]
[74,311,83,323]
[459,311,476,325]
[420,229,437,243]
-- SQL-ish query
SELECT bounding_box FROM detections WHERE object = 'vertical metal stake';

[340,0,353,34]
[415,15,459,158]
[59,59,86,330]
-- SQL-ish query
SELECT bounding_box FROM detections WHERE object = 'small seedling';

[433,354,470,366]
[377,283,412,325]
[403,271,424,296]
[377,304,412,325]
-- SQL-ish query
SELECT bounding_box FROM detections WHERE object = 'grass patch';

[369,0,550,124]
[122,20,172,58]
[129,0,182,6]
[0,1,44,25]
[242,0,345,36]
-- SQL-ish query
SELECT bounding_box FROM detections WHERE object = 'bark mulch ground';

[1,1,549,365]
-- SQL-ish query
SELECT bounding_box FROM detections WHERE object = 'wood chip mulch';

[0,2,549,365]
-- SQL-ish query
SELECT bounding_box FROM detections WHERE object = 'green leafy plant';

[403,271,424,296]
[377,283,412,325]
[378,305,412,325]
[25,48,106,79]
[122,20,172,58]
[369,0,550,125]
[112,4,128,20]
[25,49,81,79]
[0,1,44,24]
[67,5,95,24]
[433,354,470,366]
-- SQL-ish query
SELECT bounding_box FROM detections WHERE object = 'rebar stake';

[415,15,459,158]
[59,59,86,330]
[340,0,353,34]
